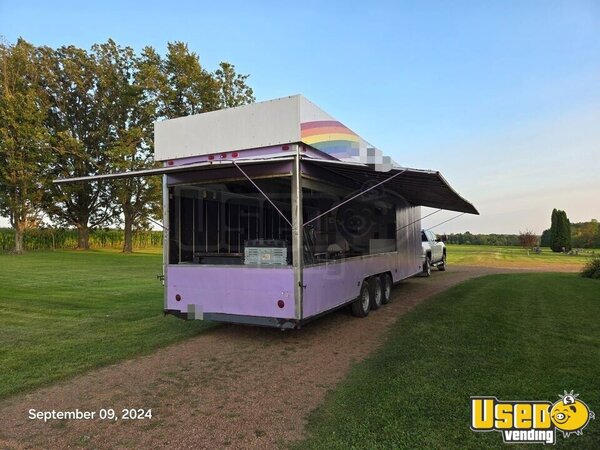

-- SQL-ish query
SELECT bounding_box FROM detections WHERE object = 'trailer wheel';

[438,252,447,271]
[369,276,383,310]
[381,273,393,304]
[422,257,431,277]
[351,281,371,317]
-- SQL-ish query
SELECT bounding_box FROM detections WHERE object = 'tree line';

[445,232,521,246]
[570,220,600,248]
[447,210,599,250]
[0,37,254,254]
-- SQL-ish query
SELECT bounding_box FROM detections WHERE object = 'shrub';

[581,257,600,279]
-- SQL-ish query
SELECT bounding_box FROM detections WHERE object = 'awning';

[53,154,478,215]
[52,155,294,184]
[301,158,479,215]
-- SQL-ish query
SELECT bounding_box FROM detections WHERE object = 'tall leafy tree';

[559,210,572,251]
[549,209,558,251]
[214,62,255,107]
[0,38,51,253]
[161,41,221,117]
[549,208,572,252]
[94,40,161,253]
[40,44,116,249]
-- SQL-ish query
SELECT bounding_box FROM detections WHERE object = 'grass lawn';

[448,244,595,270]
[297,273,600,449]
[0,249,213,400]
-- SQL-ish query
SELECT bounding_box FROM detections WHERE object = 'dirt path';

[0,266,554,449]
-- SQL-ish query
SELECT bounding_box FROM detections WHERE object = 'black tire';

[422,256,431,277]
[380,273,393,304]
[438,252,447,271]
[351,281,371,317]
[369,276,383,310]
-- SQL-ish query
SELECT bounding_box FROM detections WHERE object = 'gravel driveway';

[0,266,530,449]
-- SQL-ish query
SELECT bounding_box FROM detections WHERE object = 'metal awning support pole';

[146,216,168,231]
[291,146,304,322]
[425,212,466,230]
[232,160,292,227]
[162,175,169,309]
[303,168,407,227]
[396,208,442,232]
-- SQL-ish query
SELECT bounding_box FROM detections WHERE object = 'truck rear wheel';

[422,257,431,277]
[369,276,383,310]
[438,253,447,271]
[381,273,393,304]
[351,281,371,317]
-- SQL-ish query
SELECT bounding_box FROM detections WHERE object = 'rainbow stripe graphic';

[301,120,360,158]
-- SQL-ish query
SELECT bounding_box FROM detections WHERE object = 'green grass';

[448,244,596,268]
[297,273,600,449]
[0,249,213,400]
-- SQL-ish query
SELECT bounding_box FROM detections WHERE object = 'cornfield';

[0,228,163,253]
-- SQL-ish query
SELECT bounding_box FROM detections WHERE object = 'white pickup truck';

[421,230,446,276]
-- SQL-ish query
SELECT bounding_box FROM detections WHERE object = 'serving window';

[168,175,399,266]
[169,177,292,265]
[302,179,398,264]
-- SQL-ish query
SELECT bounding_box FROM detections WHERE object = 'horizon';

[1,1,599,234]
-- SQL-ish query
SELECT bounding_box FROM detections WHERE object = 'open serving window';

[168,177,293,266]
[167,170,402,267]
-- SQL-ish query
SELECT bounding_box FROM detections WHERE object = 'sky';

[1,0,599,234]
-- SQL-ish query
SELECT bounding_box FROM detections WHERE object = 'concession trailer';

[55,95,478,329]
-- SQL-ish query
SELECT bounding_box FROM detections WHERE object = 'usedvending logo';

[471,391,595,444]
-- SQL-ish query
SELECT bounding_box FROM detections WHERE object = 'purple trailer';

[55,95,478,329]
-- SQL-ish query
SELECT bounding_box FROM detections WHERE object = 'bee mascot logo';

[471,390,594,444]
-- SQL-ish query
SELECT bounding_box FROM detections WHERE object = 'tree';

[107,134,161,253]
[93,40,161,253]
[0,38,51,253]
[549,209,571,252]
[215,62,255,108]
[559,210,572,251]
[518,230,538,249]
[550,209,559,252]
[40,44,116,249]
[540,228,551,247]
[160,41,221,117]
[571,220,600,248]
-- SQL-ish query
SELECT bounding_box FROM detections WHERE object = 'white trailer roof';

[154,95,393,169]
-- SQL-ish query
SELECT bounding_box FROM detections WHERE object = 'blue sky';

[1,0,599,233]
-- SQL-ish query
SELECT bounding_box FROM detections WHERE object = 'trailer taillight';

[277,300,285,308]
[175,294,182,302]
[232,152,239,158]
[282,145,289,151]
